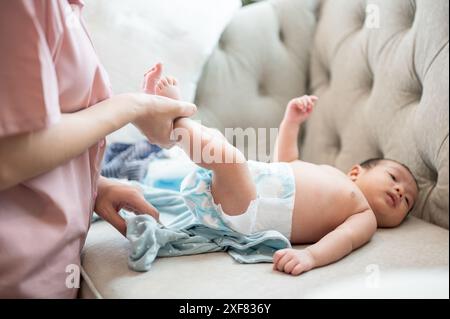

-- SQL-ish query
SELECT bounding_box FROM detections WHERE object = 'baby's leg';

[174,118,256,215]
[154,77,256,216]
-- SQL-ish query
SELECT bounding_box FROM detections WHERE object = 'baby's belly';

[288,161,350,244]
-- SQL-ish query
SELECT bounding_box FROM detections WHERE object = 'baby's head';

[348,158,419,228]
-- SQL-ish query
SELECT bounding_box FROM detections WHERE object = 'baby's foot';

[155,76,181,100]
[142,63,163,94]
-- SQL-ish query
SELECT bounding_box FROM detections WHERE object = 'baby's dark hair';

[359,158,412,176]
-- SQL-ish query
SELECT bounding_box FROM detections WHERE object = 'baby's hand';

[284,95,318,125]
[272,248,315,276]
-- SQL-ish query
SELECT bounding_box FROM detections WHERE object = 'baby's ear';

[347,165,362,181]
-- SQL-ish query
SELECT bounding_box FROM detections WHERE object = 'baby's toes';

[169,77,179,87]
[155,77,181,100]
[157,78,170,91]
[161,78,169,86]
[156,80,164,91]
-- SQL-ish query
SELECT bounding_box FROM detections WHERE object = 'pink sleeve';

[0,1,61,137]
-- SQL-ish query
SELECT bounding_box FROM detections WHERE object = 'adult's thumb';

[174,101,197,118]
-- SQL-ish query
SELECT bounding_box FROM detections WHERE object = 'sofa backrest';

[303,0,448,228]
[195,0,448,229]
[194,0,317,160]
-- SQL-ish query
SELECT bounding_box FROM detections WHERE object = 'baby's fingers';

[291,263,308,276]
[294,99,308,112]
[272,249,288,268]
[275,253,293,272]
[283,259,298,274]
[308,96,318,108]
[298,104,308,113]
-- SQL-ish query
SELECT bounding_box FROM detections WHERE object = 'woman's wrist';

[96,176,115,197]
[97,176,112,189]
[113,93,145,124]
[125,93,167,128]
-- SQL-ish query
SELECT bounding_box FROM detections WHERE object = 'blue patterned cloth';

[121,182,291,272]
[101,141,163,181]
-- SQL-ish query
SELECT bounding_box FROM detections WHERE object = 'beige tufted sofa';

[80,0,449,298]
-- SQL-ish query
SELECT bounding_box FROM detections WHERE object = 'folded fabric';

[120,184,291,271]
[101,141,163,181]
[143,154,198,191]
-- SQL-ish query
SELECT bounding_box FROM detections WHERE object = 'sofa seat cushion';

[80,216,448,298]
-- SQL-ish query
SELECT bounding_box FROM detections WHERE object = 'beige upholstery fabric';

[194,0,317,160]
[303,0,449,228]
[196,0,448,228]
[80,0,449,298]
[80,217,448,298]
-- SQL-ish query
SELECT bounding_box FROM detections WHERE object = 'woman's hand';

[272,248,316,276]
[0,92,195,191]
[94,177,159,236]
[130,93,197,148]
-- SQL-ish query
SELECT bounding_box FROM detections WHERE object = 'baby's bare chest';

[289,162,367,241]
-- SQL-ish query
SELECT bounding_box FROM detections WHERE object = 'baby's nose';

[395,185,404,197]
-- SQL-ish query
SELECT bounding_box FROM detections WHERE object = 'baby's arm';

[273,209,377,276]
[274,95,318,162]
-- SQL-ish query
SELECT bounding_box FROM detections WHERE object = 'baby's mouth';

[386,192,397,208]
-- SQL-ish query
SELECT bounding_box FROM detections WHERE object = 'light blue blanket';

[120,184,291,272]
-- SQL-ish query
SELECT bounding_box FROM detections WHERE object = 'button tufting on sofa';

[365,72,374,90]
[258,82,268,96]
[358,3,367,29]
[278,27,285,43]
[408,1,417,28]
[218,37,227,51]
[334,135,342,152]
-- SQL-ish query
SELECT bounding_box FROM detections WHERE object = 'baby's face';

[357,161,418,227]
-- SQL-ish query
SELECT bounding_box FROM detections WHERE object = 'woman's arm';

[0,93,196,191]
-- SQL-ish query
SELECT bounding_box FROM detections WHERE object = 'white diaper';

[181,160,296,239]
[219,160,296,239]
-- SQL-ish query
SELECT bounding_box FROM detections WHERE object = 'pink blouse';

[0,0,111,298]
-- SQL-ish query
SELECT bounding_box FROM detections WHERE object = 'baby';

[143,64,419,276]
